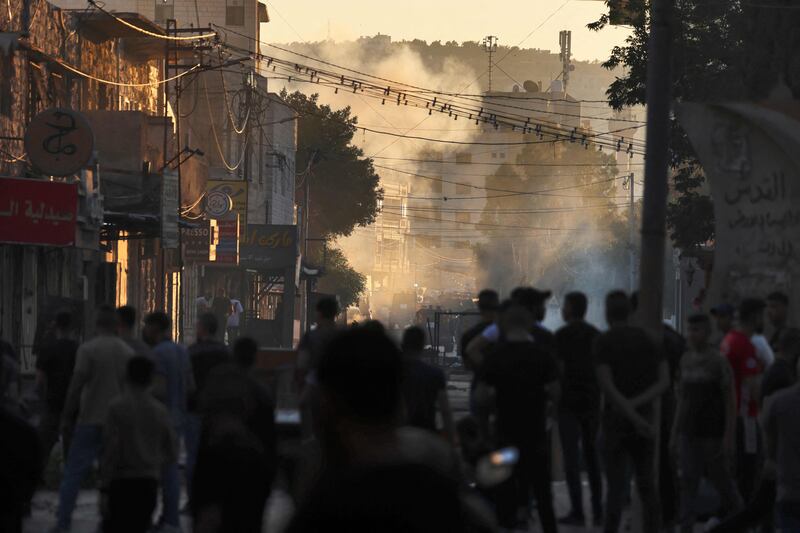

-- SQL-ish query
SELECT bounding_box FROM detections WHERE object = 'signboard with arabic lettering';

[0,177,78,246]
[240,224,298,269]
[161,172,179,249]
[25,108,94,177]
[678,102,800,310]
[205,180,247,223]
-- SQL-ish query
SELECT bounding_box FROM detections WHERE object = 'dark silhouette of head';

[234,336,258,369]
[562,292,588,322]
[127,356,155,389]
[401,326,426,355]
[95,305,118,335]
[511,286,551,322]
[605,290,632,326]
[316,297,340,323]
[318,327,402,427]
[477,289,499,319]
[197,312,219,340]
[767,291,789,329]
[739,298,766,332]
[54,310,72,333]
[116,305,137,334]
[143,312,171,346]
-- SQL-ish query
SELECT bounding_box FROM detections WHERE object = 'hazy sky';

[262,0,631,62]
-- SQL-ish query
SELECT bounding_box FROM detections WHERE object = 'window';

[500,152,506,159]
[226,0,245,26]
[456,152,472,164]
[491,152,497,159]
[154,0,174,23]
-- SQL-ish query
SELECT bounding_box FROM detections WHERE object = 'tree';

[281,91,383,239]
[589,0,800,254]
[314,246,366,308]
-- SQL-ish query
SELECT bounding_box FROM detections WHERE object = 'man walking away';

[117,306,152,359]
[459,289,499,416]
[594,291,668,533]
[184,313,229,503]
[101,356,178,533]
[296,296,340,437]
[766,291,790,353]
[763,369,800,531]
[722,298,764,502]
[192,337,276,533]
[555,292,603,527]
[143,312,193,533]
[671,314,742,533]
[54,306,134,533]
[210,289,230,344]
[0,345,42,533]
[482,304,560,532]
[227,297,244,343]
[400,326,456,447]
[36,310,79,468]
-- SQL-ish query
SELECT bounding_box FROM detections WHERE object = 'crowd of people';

[0,287,799,533]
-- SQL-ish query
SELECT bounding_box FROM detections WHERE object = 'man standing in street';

[721,298,764,502]
[555,292,603,527]
[210,289,230,344]
[185,313,229,505]
[227,296,244,343]
[766,291,790,353]
[54,306,134,533]
[101,356,178,533]
[142,312,193,533]
[459,289,499,417]
[36,310,79,468]
[594,291,668,533]
[671,314,742,532]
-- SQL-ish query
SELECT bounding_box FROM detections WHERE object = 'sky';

[261,0,632,62]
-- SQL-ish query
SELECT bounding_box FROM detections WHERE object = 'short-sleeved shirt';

[227,299,244,328]
[35,338,79,412]
[721,330,761,417]
[677,347,733,439]
[751,334,775,370]
[594,325,662,423]
[555,321,600,413]
[482,340,559,443]
[763,385,800,502]
[401,357,446,432]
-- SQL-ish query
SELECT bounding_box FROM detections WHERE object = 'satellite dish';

[522,80,540,92]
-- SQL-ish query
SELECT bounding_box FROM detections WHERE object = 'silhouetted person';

[595,291,668,533]
[670,314,742,533]
[101,356,177,533]
[185,313,230,497]
[400,326,456,447]
[36,310,78,467]
[288,326,465,533]
[192,337,276,533]
[555,292,603,527]
[459,289,499,415]
[0,343,41,533]
[296,297,340,437]
[767,291,790,352]
[210,289,230,344]
[143,312,193,533]
[481,304,560,532]
[711,303,735,347]
[55,306,134,532]
[116,306,152,359]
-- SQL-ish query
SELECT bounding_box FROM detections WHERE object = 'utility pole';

[482,36,498,92]
[558,30,573,93]
[624,172,636,292]
[638,0,674,337]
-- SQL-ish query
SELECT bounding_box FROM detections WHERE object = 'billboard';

[240,224,298,269]
[0,177,78,246]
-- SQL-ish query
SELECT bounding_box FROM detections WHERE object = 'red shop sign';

[0,177,78,246]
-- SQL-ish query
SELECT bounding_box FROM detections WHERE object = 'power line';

[89,0,217,40]
[371,155,645,167]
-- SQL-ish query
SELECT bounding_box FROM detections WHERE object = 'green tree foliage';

[281,91,383,238]
[314,246,366,308]
[589,0,800,253]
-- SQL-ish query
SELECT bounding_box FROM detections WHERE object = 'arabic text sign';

[205,180,247,222]
[182,221,210,263]
[0,177,78,246]
[240,224,298,269]
[678,102,800,304]
[161,172,179,249]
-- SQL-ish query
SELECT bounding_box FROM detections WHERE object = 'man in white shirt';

[227,298,244,343]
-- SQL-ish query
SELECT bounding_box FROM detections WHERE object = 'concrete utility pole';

[638,0,674,336]
[482,36,498,92]
[558,30,573,93]
[624,172,636,292]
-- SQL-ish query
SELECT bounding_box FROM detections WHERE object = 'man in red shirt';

[720,298,764,502]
